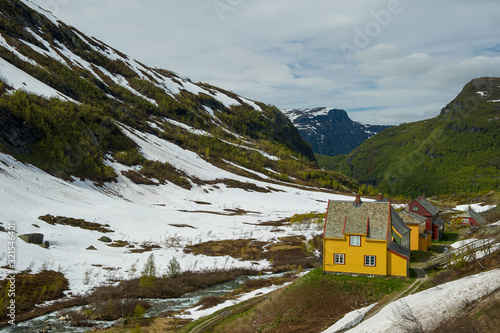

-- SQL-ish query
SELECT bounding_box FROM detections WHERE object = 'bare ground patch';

[39,214,114,233]
[178,208,261,216]
[184,235,322,273]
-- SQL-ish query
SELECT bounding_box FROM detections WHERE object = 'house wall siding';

[408,201,432,218]
[408,200,442,240]
[323,235,387,276]
[387,251,408,277]
[408,224,420,251]
[419,237,428,252]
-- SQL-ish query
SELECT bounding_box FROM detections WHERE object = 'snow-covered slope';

[0,8,251,109]
[0,0,359,299]
[0,132,351,295]
[0,0,316,169]
[343,268,500,332]
[0,56,74,101]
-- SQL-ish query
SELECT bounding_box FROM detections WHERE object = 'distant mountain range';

[332,77,500,197]
[283,108,392,156]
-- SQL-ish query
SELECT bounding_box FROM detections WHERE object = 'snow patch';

[454,203,496,213]
[323,304,377,333]
[0,57,74,101]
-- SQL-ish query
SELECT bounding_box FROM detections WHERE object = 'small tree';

[140,253,156,290]
[165,257,181,279]
[133,304,146,318]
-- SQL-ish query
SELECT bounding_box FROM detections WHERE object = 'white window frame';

[412,206,419,211]
[364,255,376,267]
[334,253,345,265]
[350,235,361,246]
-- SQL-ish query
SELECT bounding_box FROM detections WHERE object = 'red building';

[405,195,444,240]
[453,206,488,227]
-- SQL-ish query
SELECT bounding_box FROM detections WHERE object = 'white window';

[350,235,361,246]
[334,253,345,264]
[412,206,419,211]
[365,255,376,266]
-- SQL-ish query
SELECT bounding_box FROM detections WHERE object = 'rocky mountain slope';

[0,0,358,191]
[334,77,500,197]
[283,107,391,156]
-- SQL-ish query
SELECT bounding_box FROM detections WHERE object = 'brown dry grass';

[184,235,322,273]
[194,295,227,310]
[39,214,114,232]
[0,270,72,326]
[0,268,257,329]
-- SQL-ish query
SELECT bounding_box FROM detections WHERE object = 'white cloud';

[24,0,500,124]
[351,43,403,62]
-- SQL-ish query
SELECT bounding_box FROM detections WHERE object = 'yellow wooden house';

[323,195,410,278]
[399,210,430,251]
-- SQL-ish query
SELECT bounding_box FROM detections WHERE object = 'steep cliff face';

[283,107,391,156]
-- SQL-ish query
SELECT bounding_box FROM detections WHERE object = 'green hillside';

[333,78,500,197]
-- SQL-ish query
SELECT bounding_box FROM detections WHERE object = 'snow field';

[0,121,350,295]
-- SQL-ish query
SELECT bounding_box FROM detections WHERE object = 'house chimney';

[355,194,361,205]
[468,206,471,211]
[377,193,383,201]
[418,195,421,200]
[422,194,426,199]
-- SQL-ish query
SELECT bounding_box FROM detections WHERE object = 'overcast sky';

[29,0,500,125]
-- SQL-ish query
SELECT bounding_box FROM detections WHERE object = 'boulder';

[98,236,112,243]
[19,233,44,244]
[86,245,98,250]
[114,318,125,327]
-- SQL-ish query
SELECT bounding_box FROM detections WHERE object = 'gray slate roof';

[434,218,445,227]
[399,211,427,225]
[456,208,488,226]
[324,200,391,241]
[416,198,439,216]
[468,209,488,225]
[391,208,411,236]
[387,241,411,259]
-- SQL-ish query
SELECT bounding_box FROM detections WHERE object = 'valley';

[0,1,499,332]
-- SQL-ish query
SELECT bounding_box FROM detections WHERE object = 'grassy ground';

[178,268,413,333]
